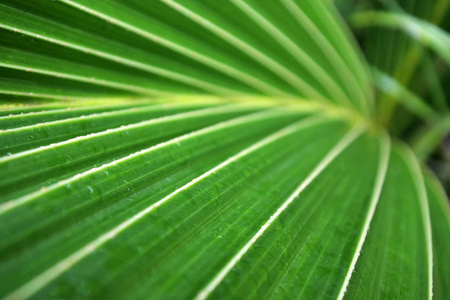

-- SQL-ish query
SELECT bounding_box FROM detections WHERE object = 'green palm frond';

[0,1,449,299]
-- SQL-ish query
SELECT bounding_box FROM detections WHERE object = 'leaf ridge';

[229,0,354,109]
[338,132,391,299]
[0,106,302,213]
[58,0,289,97]
[402,147,434,300]
[160,0,328,103]
[195,123,365,300]
[0,5,252,96]
[4,113,330,300]
[280,0,368,114]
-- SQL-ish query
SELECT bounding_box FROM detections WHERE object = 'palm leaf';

[0,0,449,299]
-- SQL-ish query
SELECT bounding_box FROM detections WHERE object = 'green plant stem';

[350,5,449,128]
[372,67,437,122]
[411,115,450,160]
